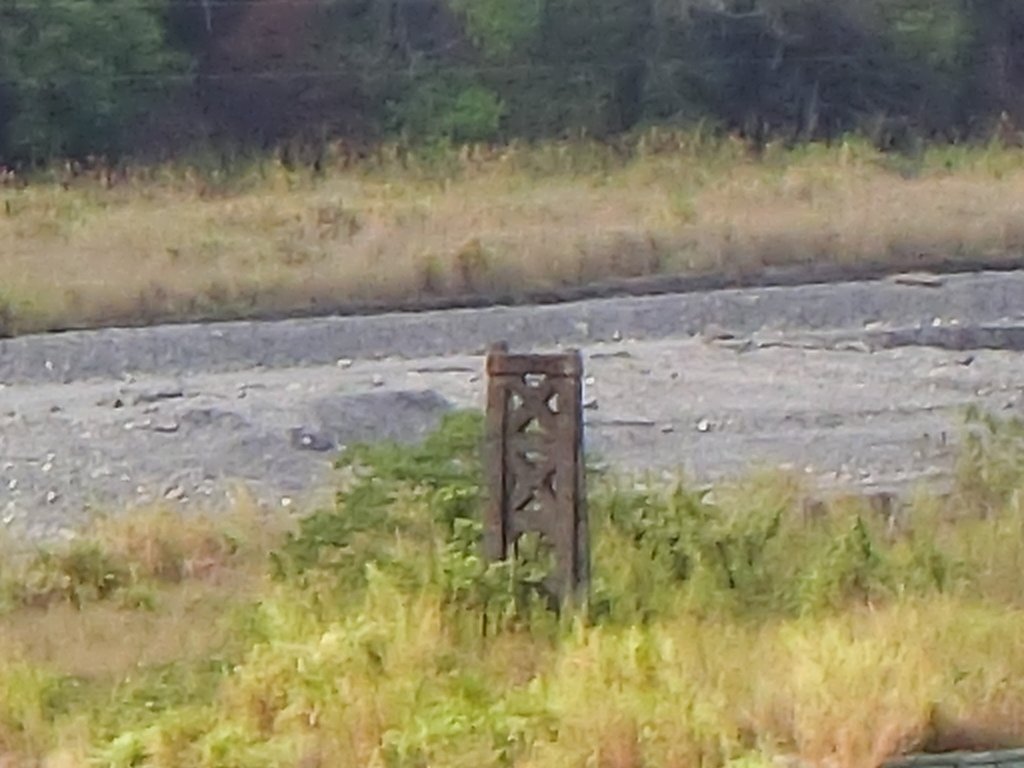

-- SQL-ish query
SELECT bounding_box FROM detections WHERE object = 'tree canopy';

[1,0,1023,164]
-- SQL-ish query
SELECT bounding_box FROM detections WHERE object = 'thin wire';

[8,0,461,6]
[13,0,370,5]
[0,48,975,88]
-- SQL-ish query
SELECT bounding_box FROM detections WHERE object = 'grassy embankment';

[4,132,1024,335]
[3,409,1024,767]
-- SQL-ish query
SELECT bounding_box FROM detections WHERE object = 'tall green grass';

[3,410,1024,767]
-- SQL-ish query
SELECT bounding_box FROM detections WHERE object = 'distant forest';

[2,0,1024,163]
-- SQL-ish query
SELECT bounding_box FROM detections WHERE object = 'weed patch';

[2,412,1024,766]
[4,133,1024,334]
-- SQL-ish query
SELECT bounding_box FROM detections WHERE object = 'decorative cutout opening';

[512,531,557,586]
[523,449,546,466]
[546,392,560,413]
[523,373,546,388]
[522,418,544,435]
[526,493,545,514]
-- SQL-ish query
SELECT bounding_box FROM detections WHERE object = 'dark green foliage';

[391,76,507,143]
[5,543,130,609]
[4,0,1024,163]
[270,410,485,584]
[268,408,993,629]
[270,410,560,627]
[0,0,187,162]
[956,406,1024,515]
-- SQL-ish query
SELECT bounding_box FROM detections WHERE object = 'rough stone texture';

[884,750,1024,768]
[3,271,1024,542]
[2,270,1024,386]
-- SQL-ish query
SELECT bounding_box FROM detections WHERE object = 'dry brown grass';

[3,135,1024,335]
[3,483,1024,767]
[0,584,240,678]
[0,494,283,678]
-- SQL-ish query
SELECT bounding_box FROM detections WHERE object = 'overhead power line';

[0,48,977,88]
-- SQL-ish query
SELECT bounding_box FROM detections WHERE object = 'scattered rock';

[598,418,656,428]
[700,323,738,342]
[308,389,453,446]
[164,485,186,501]
[288,429,335,453]
[696,418,712,433]
[411,365,476,374]
[834,340,872,354]
[889,272,945,288]
[713,338,754,353]
[124,385,184,406]
[179,407,250,431]
[45,490,58,504]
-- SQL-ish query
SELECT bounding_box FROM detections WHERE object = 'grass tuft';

[4,132,1024,334]
[2,410,1024,766]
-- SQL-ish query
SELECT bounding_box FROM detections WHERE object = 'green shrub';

[6,543,130,609]
[267,410,975,626]
[955,406,1024,515]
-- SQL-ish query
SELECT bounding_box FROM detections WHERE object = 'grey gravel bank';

[3,270,1024,386]
[3,271,1024,541]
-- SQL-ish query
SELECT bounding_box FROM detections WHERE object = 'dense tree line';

[1,0,1024,164]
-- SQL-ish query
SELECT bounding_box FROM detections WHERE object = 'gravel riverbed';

[3,270,1024,540]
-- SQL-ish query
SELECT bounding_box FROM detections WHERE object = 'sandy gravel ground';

[3,270,1024,540]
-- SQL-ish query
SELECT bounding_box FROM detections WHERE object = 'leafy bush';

[0,510,249,611]
[269,410,968,626]
[393,79,506,144]
[5,409,1024,766]
[6,543,130,609]
[956,406,1024,515]
[0,0,186,162]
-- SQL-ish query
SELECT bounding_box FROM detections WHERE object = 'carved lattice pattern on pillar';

[484,343,588,605]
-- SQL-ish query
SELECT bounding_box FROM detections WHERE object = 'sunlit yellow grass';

[2,507,1024,766]
[3,134,1024,335]
[4,412,1024,767]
